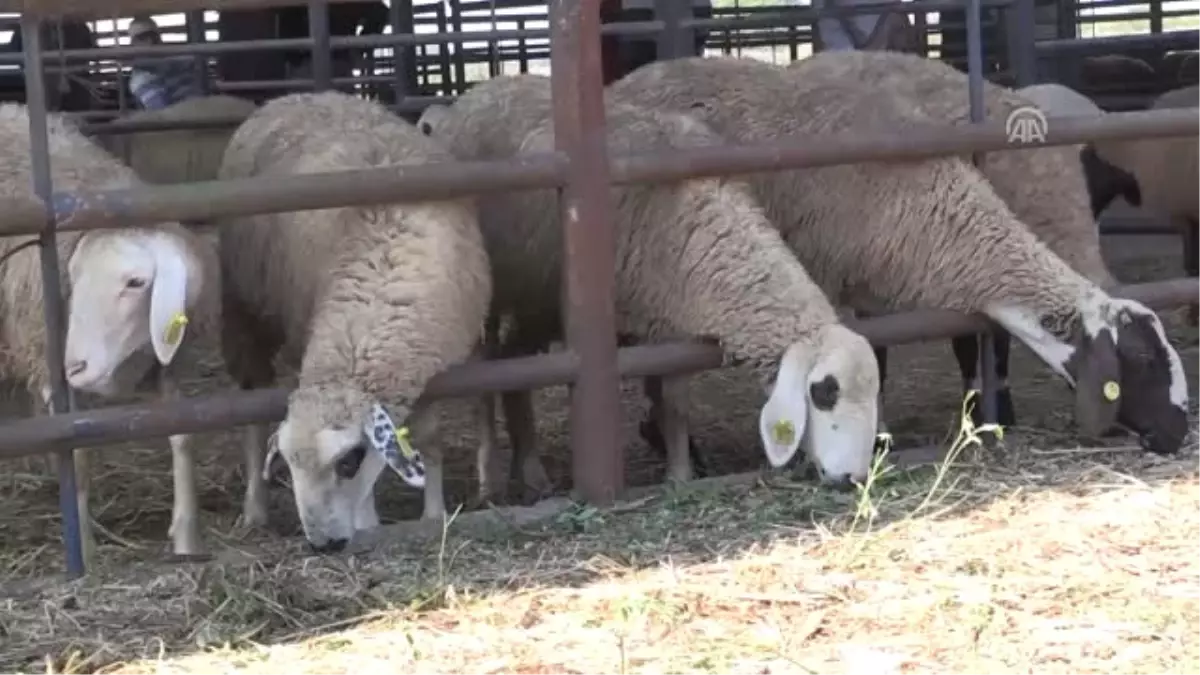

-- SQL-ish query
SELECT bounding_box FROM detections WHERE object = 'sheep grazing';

[419,74,882,494]
[1013,83,1143,218]
[610,55,1190,456]
[93,95,259,186]
[780,50,1127,430]
[0,102,233,561]
[217,91,492,552]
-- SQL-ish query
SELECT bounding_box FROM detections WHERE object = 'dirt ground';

[0,207,1196,673]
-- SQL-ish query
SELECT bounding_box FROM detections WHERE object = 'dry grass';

[0,221,1197,673]
[3,426,1197,674]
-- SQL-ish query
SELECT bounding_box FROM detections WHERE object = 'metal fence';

[0,0,1196,580]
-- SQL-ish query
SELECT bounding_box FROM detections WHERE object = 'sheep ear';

[418,104,448,136]
[364,402,427,489]
[1072,327,1122,437]
[148,236,190,366]
[758,354,809,469]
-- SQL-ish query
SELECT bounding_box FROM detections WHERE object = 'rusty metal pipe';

[0,277,1192,461]
[550,0,624,507]
[1,109,1194,238]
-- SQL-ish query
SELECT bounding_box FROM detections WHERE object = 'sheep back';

[96,94,259,186]
[217,91,491,412]
[785,50,1113,287]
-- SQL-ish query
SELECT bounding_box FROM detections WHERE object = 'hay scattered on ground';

[2,428,1197,674]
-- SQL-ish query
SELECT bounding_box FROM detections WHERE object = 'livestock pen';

[0,0,1197,672]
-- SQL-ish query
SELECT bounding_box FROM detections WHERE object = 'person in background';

[810,0,921,53]
[600,0,713,85]
[126,15,204,110]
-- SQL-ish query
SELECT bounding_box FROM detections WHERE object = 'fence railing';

[2,0,1196,582]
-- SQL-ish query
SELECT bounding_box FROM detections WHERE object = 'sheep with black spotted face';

[0,102,234,562]
[217,90,492,552]
[419,73,882,495]
[611,55,1190,456]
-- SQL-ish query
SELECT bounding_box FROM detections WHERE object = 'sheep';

[609,55,1191,457]
[1080,54,1157,90]
[779,51,1127,430]
[1092,84,1199,298]
[418,73,883,496]
[217,90,493,552]
[1012,83,1143,220]
[0,101,238,563]
[93,94,259,186]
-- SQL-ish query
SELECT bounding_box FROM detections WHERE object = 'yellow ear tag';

[163,312,189,348]
[772,420,796,446]
[395,426,417,459]
[1103,381,1121,402]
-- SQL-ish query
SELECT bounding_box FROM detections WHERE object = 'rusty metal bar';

[966,0,1002,436]
[550,0,623,506]
[19,14,86,579]
[309,0,334,91]
[0,277,1192,461]
[0,108,1194,239]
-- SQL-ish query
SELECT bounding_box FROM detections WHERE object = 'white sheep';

[419,73,882,494]
[0,101,241,562]
[93,94,259,186]
[779,51,1130,431]
[610,55,1191,456]
[217,90,493,552]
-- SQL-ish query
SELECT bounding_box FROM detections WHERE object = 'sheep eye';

[125,277,147,289]
[335,443,367,480]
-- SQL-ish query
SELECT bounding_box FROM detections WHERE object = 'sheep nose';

[308,538,348,555]
[65,360,87,378]
[823,474,859,493]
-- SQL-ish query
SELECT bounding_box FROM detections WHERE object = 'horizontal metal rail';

[0,107,1193,237]
[0,276,1191,460]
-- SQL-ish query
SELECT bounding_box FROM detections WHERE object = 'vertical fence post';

[187,10,209,95]
[966,0,1002,442]
[20,14,86,579]
[1005,0,1037,86]
[309,0,333,90]
[391,0,416,108]
[549,0,624,506]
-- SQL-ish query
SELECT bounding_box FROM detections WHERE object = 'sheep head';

[988,293,1189,455]
[759,324,880,489]
[270,385,428,553]
[63,227,203,397]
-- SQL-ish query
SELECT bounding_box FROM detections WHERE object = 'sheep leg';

[43,388,96,569]
[657,375,693,483]
[473,393,508,505]
[872,346,892,454]
[640,376,710,478]
[420,451,446,522]
[240,423,271,528]
[502,389,553,504]
[165,432,204,556]
[951,334,1015,427]
[1184,217,1198,324]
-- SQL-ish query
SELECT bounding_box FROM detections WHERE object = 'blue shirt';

[129,56,203,110]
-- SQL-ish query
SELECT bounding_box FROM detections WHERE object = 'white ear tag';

[365,403,426,489]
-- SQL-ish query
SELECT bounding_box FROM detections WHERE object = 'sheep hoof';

[168,523,205,558]
[239,501,271,531]
[967,387,1016,428]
